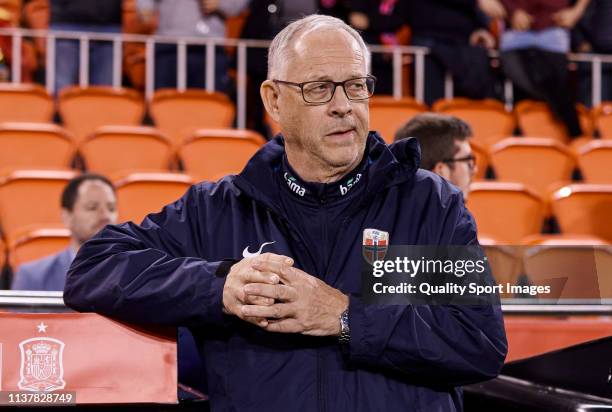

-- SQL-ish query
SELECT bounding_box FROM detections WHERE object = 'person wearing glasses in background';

[64,15,506,411]
[395,113,477,201]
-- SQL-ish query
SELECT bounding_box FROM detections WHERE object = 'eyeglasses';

[272,76,376,104]
[443,154,477,171]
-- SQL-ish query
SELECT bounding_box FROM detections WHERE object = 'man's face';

[272,29,369,174]
[63,180,117,245]
[446,140,477,200]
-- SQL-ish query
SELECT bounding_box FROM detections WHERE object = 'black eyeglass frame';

[442,154,477,170]
[272,75,377,104]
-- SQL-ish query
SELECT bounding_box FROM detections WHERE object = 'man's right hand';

[222,253,294,327]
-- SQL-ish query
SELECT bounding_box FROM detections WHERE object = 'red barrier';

[0,312,177,404]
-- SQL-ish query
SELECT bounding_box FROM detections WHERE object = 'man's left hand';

[241,262,349,336]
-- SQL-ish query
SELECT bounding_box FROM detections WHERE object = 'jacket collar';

[233,131,421,215]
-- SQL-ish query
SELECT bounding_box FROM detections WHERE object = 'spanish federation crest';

[362,228,389,265]
[18,337,66,392]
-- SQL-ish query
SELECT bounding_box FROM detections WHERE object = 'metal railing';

[1,27,612,127]
[0,27,429,129]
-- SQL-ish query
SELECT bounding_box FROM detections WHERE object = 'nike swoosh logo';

[242,241,276,259]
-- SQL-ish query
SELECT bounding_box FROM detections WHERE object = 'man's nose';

[328,85,352,117]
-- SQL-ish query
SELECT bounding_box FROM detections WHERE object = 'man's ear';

[432,161,451,180]
[260,80,281,123]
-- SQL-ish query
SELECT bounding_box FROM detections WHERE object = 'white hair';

[267,14,371,79]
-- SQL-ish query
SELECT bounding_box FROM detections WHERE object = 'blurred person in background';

[0,0,38,82]
[395,113,477,201]
[572,0,612,106]
[347,0,409,95]
[406,0,498,106]
[0,1,16,81]
[137,0,248,92]
[11,174,117,291]
[50,0,122,93]
[499,0,591,137]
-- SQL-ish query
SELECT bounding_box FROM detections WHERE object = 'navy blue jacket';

[64,133,507,412]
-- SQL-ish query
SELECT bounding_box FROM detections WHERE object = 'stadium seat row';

[480,236,612,299]
[3,83,612,147]
[0,124,266,181]
[0,170,195,244]
[1,122,610,197]
[0,83,236,146]
[369,96,612,146]
[471,137,612,190]
[469,182,612,243]
[0,171,609,256]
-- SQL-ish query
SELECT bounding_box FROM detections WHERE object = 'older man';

[64,15,506,411]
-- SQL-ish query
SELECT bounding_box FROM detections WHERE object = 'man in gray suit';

[11,174,117,291]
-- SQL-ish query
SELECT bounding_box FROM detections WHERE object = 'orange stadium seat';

[8,226,70,271]
[551,184,612,242]
[58,86,145,143]
[0,83,54,123]
[0,169,77,243]
[368,96,427,143]
[478,238,523,296]
[469,140,489,180]
[80,126,173,177]
[490,137,576,195]
[468,182,546,243]
[522,238,612,299]
[577,140,612,183]
[568,135,594,152]
[115,172,194,224]
[150,89,235,146]
[0,234,5,271]
[0,122,75,169]
[515,100,593,143]
[592,102,612,139]
[433,98,515,146]
[179,129,266,181]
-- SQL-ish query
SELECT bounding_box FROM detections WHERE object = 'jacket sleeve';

[63,184,232,328]
[346,192,508,386]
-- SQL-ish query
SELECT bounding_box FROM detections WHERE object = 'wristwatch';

[339,308,350,345]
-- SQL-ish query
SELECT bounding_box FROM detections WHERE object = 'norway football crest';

[18,337,66,391]
[362,228,389,264]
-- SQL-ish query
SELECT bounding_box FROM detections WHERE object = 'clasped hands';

[222,253,348,336]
